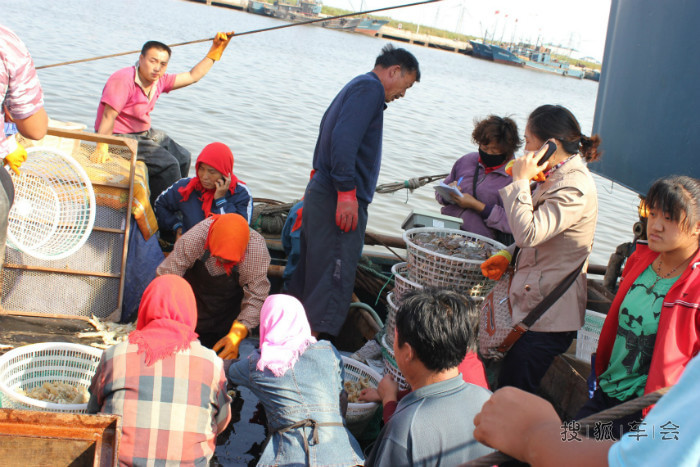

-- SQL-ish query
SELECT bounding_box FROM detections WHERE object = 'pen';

[457,177,463,185]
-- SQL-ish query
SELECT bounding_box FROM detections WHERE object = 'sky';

[323,0,613,61]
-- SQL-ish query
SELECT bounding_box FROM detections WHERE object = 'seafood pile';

[77,315,136,349]
[410,232,495,261]
[344,377,372,403]
[17,381,89,404]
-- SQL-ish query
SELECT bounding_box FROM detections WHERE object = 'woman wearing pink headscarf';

[227,294,364,466]
[88,275,232,466]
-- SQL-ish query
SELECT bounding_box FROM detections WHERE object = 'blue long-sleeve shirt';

[311,72,386,204]
[154,178,254,233]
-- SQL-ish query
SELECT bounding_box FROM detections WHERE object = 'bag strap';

[521,258,586,328]
[496,257,585,353]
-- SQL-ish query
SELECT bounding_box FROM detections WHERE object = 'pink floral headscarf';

[256,294,317,377]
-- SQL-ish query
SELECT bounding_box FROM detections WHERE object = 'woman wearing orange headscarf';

[156,213,271,359]
[88,275,232,465]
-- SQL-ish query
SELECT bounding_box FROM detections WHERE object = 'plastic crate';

[402,227,504,297]
[575,310,607,362]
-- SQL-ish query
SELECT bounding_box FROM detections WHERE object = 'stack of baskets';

[381,227,505,389]
[0,342,103,413]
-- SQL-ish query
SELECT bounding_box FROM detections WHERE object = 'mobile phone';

[537,141,557,166]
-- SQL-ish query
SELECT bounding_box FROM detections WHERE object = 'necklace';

[647,257,687,294]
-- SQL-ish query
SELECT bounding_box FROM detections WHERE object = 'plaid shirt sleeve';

[156,218,211,276]
[236,230,270,331]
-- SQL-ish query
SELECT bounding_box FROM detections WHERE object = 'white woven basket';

[7,146,96,260]
[391,262,423,303]
[0,342,103,413]
[343,356,381,434]
[402,227,505,297]
[380,334,409,391]
[385,292,399,347]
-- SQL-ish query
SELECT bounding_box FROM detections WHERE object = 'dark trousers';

[575,386,643,440]
[498,329,576,393]
[119,129,191,206]
[288,180,368,336]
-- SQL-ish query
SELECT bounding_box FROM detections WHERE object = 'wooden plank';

[3,263,120,279]
[0,409,120,466]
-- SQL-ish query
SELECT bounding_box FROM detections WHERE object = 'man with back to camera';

[94,32,233,205]
[289,44,420,338]
[365,288,494,466]
[1,24,49,280]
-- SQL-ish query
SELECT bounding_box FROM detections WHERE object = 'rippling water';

[4,0,639,266]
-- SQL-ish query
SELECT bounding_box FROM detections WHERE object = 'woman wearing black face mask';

[436,115,521,243]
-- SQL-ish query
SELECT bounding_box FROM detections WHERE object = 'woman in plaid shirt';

[88,275,232,465]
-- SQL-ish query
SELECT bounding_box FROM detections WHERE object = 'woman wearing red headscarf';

[154,141,253,240]
[88,275,232,466]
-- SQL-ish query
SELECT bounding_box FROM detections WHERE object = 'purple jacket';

[435,152,512,239]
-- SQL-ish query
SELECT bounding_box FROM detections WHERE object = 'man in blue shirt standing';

[289,44,420,337]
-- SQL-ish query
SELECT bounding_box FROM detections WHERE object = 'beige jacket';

[499,155,597,332]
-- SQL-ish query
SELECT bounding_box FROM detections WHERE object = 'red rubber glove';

[481,249,512,280]
[336,188,358,232]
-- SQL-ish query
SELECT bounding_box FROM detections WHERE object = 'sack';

[478,272,513,360]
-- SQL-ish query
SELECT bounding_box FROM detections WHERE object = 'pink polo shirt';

[94,66,176,134]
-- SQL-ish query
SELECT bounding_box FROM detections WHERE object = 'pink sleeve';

[100,69,132,113]
[160,73,176,94]
[2,30,44,120]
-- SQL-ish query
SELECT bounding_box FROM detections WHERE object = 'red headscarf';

[178,142,241,217]
[128,275,199,366]
[205,213,251,275]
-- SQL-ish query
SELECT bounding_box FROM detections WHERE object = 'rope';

[35,0,445,70]
[375,173,448,194]
[463,386,672,467]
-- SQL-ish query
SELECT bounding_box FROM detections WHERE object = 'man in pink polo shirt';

[95,32,232,205]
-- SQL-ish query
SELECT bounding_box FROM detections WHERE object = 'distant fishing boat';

[489,44,524,67]
[354,18,389,35]
[321,17,362,30]
[468,40,493,60]
[515,46,584,78]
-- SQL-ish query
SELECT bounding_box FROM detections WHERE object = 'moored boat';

[468,40,493,60]
[490,44,525,67]
[354,18,389,35]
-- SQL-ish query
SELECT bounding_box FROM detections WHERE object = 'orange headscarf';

[205,213,251,275]
[178,142,242,217]
[128,275,199,366]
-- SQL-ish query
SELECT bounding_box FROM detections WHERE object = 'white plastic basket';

[402,227,505,297]
[0,342,103,413]
[576,310,607,362]
[380,334,409,391]
[391,262,423,303]
[7,146,96,260]
[342,356,381,434]
[385,292,399,347]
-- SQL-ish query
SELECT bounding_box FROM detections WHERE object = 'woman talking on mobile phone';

[155,141,253,243]
[480,104,602,393]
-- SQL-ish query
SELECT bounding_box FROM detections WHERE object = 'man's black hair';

[375,44,421,82]
[141,41,172,58]
[395,288,478,372]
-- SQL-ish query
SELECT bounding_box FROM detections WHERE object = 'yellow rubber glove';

[91,142,112,163]
[213,320,248,359]
[207,31,233,61]
[4,137,27,175]
[481,249,512,280]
